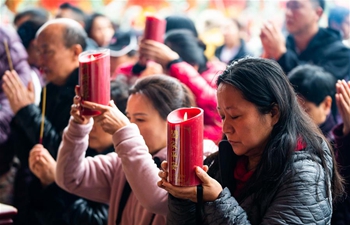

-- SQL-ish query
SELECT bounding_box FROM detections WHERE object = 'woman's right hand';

[71,85,91,124]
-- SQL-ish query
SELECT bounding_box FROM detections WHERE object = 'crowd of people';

[0,0,349,224]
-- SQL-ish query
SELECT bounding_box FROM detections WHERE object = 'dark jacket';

[278,28,350,80]
[11,68,109,225]
[0,25,32,174]
[331,124,350,225]
[215,39,252,65]
[167,140,334,225]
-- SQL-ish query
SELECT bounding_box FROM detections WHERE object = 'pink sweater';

[56,118,218,225]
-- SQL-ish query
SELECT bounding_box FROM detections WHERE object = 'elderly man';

[260,0,350,81]
[2,18,108,225]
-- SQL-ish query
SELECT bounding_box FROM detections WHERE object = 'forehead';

[127,93,158,113]
[37,25,64,46]
[217,83,248,109]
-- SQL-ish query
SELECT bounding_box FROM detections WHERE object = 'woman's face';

[217,83,279,158]
[89,119,113,153]
[90,16,114,47]
[126,93,167,154]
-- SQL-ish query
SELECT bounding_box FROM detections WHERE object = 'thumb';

[109,100,117,108]
[195,166,211,183]
[27,80,34,92]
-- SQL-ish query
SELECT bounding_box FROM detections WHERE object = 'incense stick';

[3,39,14,71]
[39,87,47,144]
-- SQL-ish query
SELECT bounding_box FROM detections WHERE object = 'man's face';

[37,25,79,85]
[285,0,321,35]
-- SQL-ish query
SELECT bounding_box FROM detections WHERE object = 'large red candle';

[167,107,204,186]
[79,49,110,116]
[144,16,166,43]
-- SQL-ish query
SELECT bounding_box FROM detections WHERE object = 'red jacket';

[116,61,226,143]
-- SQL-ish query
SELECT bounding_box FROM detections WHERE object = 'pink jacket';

[56,118,218,225]
[116,61,226,143]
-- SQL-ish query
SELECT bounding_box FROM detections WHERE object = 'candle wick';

[184,112,188,121]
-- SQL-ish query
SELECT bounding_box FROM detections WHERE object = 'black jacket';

[11,69,109,225]
[214,39,252,65]
[278,28,350,80]
[167,140,334,225]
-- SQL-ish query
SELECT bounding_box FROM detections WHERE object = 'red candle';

[79,49,110,116]
[144,16,166,43]
[167,107,204,186]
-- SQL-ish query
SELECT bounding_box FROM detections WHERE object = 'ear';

[321,96,332,115]
[270,104,280,126]
[315,7,323,21]
[71,44,83,60]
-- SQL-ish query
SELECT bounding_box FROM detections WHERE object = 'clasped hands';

[157,161,223,203]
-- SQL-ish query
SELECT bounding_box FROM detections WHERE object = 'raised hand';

[81,100,130,135]
[139,39,180,69]
[2,70,35,114]
[29,144,57,187]
[158,161,222,203]
[335,80,350,136]
[260,21,286,60]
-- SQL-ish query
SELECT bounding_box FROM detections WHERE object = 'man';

[260,0,350,80]
[2,18,108,225]
[328,6,350,47]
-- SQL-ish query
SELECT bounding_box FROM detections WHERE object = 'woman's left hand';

[139,40,180,68]
[82,100,130,135]
[158,161,223,202]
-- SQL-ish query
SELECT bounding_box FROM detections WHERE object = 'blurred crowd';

[0,0,350,224]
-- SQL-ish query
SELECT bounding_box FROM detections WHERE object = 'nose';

[222,118,234,135]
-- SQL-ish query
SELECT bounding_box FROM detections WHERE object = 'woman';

[85,13,115,47]
[158,58,344,224]
[118,29,226,143]
[55,75,217,225]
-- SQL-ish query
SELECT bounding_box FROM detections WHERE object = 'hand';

[335,80,350,136]
[139,40,180,68]
[139,61,163,78]
[260,21,286,60]
[157,161,222,202]
[2,70,35,114]
[71,85,91,124]
[81,100,130,135]
[29,144,56,187]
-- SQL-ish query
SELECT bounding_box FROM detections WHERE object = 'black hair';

[165,15,198,37]
[110,75,129,115]
[288,64,336,106]
[165,29,207,74]
[289,64,338,122]
[17,19,46,49]
[328,6,350,26]
[14,8,49,26]
[129,75,195,120]
[85,13,114,37]
[58,2,86,24]
[217,57,343,218]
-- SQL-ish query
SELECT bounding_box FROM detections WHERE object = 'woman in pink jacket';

[55,75,217,225]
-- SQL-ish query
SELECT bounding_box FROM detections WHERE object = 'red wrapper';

[79,49,110,116]
[167,107,204,186]
[144,16,166,43]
